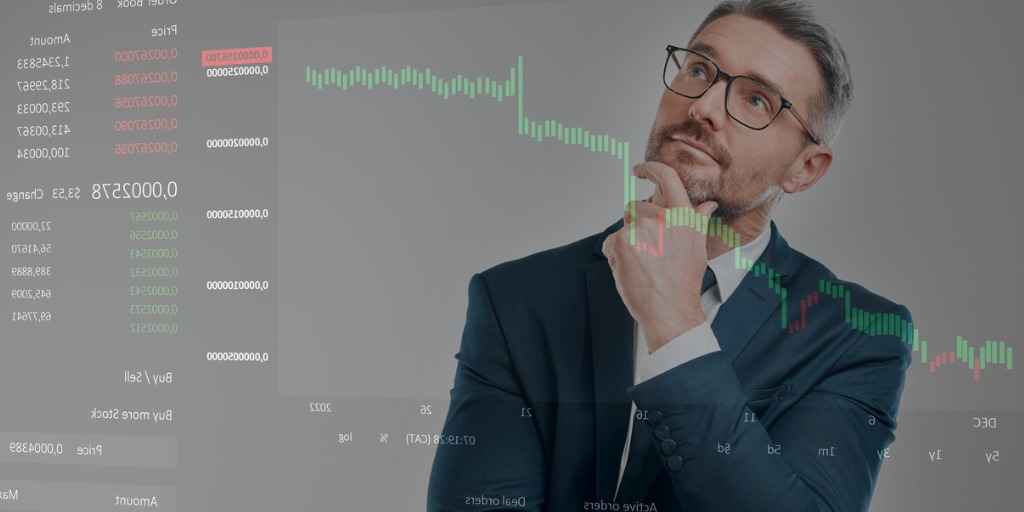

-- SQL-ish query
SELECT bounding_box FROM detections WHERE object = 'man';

[428,1,911,510]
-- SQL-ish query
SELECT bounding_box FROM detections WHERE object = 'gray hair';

[690,0,852,147]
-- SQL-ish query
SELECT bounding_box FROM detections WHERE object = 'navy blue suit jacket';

[428,220,912,511]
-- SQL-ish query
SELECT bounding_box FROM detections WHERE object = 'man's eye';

[748,95,768,111]
[687,67,708,81]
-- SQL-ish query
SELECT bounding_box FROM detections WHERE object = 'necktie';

[701,266,717,295]
[617,266,717,502]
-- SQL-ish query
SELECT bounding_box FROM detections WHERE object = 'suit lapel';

[586,220,634,501]
[711,221,797,363]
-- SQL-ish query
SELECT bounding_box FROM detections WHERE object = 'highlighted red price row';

[201,46,272,67]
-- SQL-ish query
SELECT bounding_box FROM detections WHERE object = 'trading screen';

[1,0,1021,510]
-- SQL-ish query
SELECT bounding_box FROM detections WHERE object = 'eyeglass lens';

[665,50,782,129]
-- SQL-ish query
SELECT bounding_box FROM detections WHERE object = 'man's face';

[645,14,823,221]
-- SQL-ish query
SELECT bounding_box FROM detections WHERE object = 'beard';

[644,119,781,222]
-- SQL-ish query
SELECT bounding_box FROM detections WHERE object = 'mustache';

[646,120,730,167]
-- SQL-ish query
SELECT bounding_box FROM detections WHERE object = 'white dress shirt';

[615,224,772,498]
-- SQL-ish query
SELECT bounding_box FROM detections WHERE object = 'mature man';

[428,1,911,510]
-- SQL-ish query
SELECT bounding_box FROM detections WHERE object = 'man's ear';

[780,145,832,194]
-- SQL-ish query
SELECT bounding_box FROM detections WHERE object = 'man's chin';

[665,163,718,202]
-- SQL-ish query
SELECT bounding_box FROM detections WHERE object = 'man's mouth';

[667,134,718,164]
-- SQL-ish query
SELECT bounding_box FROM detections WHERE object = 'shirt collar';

[706,222,772,304]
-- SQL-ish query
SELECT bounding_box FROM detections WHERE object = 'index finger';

[633,161,693,208]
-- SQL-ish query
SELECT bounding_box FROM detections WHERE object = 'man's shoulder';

[772,234,913,371]
[478,222,614,290]
[479,224,606,280]
[787,244,906,315]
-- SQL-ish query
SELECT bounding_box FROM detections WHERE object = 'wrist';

[641,306,706,353]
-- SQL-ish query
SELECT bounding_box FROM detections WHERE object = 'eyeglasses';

[662,45,820,145]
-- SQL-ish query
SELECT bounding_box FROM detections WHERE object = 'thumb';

[693,201,719,233]
[694,200,719,219]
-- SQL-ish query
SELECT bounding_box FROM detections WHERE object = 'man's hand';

[601,162,719,353]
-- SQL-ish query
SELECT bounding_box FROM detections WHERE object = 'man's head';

[645,0,852,223]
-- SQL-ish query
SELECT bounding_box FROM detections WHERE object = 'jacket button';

[654,425,670,441]
[660,439,677,455]
[647,410,663,426]
[667,455,684,471]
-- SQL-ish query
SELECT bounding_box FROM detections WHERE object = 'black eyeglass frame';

[663,45,820,145]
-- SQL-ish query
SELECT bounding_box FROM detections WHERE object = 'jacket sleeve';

[427,273,548,511]
[626,305,912,511]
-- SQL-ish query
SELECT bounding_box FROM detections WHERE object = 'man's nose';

[688,79,728,132]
